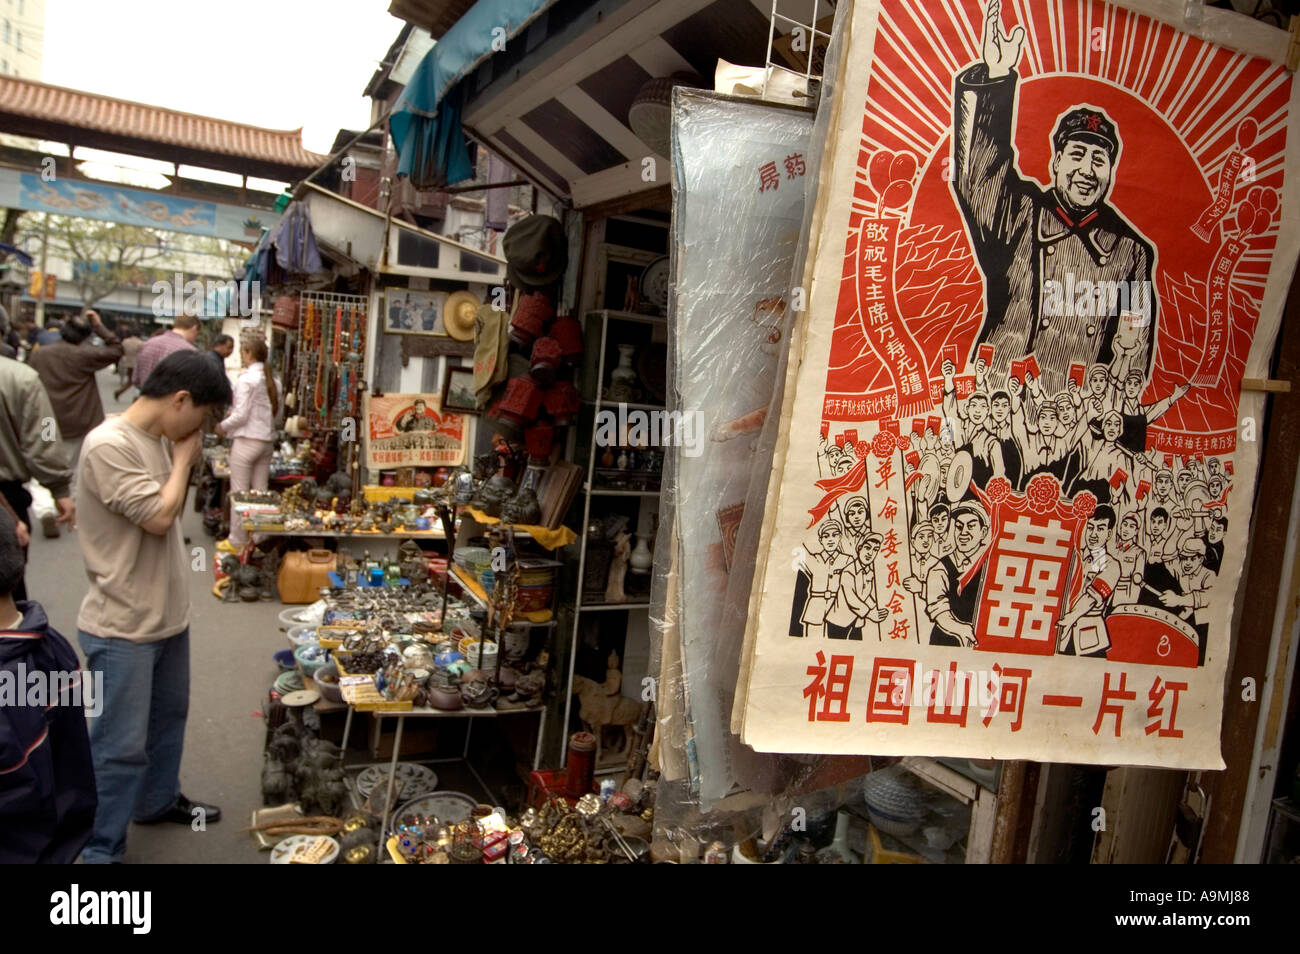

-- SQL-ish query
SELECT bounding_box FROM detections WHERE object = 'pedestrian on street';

[207,334,235,373]
[27,309,124,517]
[0,508,98,863]
[0,306,18,359]
[114,329,144,401]
[131,314,199,389]
[34,320,63,348]
[75,350,232,864]
[0,355,76,589]
[217,337,278,553]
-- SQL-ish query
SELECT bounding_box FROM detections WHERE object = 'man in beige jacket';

[0,355,76,599]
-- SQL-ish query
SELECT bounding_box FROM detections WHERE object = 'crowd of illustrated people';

[793,342,1224,665]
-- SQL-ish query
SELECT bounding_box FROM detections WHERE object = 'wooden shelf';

[243,526,447,540]
[583,399,666,412]
[586,309,666,324]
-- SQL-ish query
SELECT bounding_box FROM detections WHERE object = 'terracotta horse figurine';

[572,651,642,762]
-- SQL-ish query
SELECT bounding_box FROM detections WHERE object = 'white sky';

[42,0,406,156]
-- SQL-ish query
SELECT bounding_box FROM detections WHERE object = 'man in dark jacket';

[207,334,235,373]
[0,510,97,863]
[27,309,123,514]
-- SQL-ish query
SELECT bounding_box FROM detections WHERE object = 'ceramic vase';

[610,344,638,391]
[629,533,653,574]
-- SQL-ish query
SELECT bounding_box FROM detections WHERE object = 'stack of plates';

[517,559,557,587]
[273,670,305,696]
[356,763,439,802]
[453,547,491,577]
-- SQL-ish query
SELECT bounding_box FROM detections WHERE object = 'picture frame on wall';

[383,288,450,336]
[441,364,479,415]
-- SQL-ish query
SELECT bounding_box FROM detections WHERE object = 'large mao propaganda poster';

[363,393,467,469]
[740,0,1299,767]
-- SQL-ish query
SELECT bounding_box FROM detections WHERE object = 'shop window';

[605,218,668,251]
[458,249,499,275]
[395,229,440,270]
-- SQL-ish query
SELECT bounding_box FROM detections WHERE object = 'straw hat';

[443,290,480,341]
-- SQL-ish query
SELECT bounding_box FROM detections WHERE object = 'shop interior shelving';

[560,308,666,767]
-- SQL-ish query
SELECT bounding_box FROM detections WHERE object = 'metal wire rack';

[763,0,834,104]
[295,291,370,430]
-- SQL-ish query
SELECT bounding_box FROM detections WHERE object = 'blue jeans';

[78,628,190,864]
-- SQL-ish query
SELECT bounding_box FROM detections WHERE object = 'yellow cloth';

[465,507,576,550]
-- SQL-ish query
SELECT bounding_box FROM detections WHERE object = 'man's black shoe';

[135,794,222,825]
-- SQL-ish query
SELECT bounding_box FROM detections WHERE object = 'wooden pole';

[1198,251,1300,861]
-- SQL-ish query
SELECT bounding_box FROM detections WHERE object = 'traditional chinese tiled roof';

[0,74,327,181]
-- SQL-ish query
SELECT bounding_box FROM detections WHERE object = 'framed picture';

[383,288,449,336]
[441,365,479,415]
[362,393,467,469]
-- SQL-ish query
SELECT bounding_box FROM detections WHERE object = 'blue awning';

[390,0,557,188]
[0,242,34,267]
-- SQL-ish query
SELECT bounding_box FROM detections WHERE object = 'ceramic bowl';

[862,770,926,837]
[272,649,296,672]
[286,625,318,648]
[516,584,554,612]
[279,606,319,631]
[312,663,343,703]
[434,650,465,668]
[402,645,435,670]
[457,640,498,670]
[294,644,330,678]
[456,636,496,655]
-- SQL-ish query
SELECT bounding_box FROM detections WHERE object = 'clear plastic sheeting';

[651,88,815,808]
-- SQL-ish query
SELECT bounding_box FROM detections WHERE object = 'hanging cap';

[503,214,567,288]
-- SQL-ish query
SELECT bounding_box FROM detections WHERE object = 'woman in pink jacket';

[217,338,278,550]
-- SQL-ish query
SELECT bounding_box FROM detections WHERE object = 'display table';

[243,525,447,540]
[339,699,547,859]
